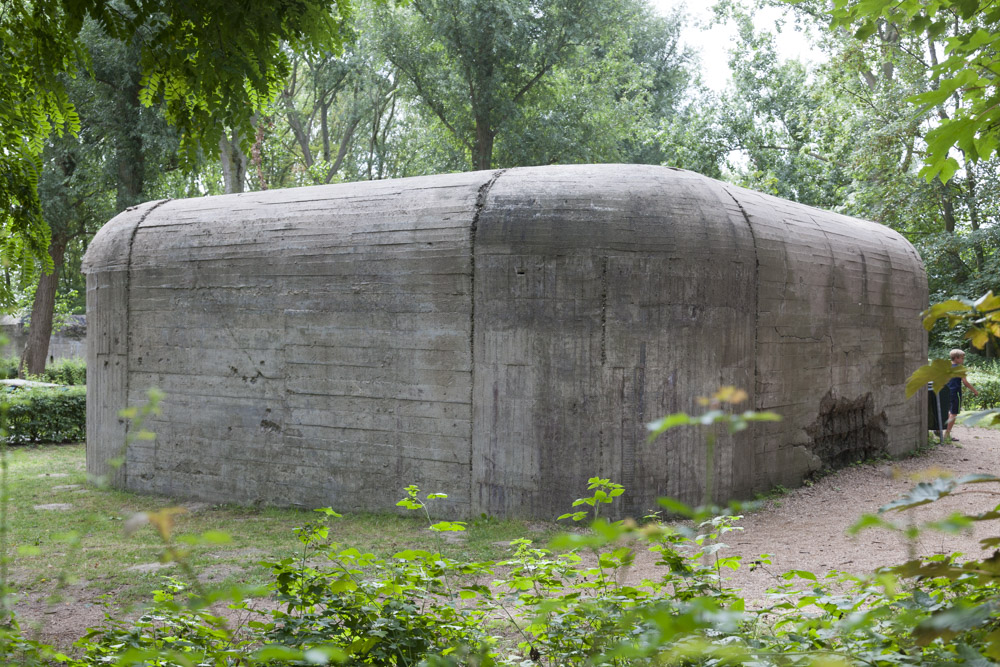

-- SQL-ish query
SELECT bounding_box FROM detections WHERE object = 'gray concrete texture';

[82,165,928,519]
[1,315,87,361]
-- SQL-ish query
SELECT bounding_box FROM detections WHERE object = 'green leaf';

[906,359,963,398]
[657,497,695,518]
[961,409,1000,427]
[199,530,231,544]
[848,513,899,534]
[922,298,974,330]
[429,520,466,532]
[646,413,692,439]
[915,601,1000,645]
[876,476,998,512]
[256,646,306,660]
[853,22,878,40]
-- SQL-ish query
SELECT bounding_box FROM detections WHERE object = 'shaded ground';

[15,425,1000,649]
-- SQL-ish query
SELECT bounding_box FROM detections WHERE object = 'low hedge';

[3,386,86,444]
[40,357,86,386]
[0,357,86,385]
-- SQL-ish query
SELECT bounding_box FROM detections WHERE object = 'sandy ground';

[14,424,1000,650]
[648,424,1000,600]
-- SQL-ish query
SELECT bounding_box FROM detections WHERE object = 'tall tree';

[375,0,684,170]
[19,22,181,376]
[726,0,1000,307]
[823,0,1000,183]
[0,0,356,306]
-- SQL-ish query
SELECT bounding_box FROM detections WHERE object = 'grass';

[4,444,560,606]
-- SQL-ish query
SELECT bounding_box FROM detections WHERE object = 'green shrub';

[967,358,1000,409]
[3,386,86,443]
[39,357,86,386]
[966,377,1000,409]
[0,357,17,380]
[0,356,86,385]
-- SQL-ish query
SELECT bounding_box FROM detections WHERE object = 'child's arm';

[963,377,979,396]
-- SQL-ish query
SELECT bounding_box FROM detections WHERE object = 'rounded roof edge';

[492,164,921,257]
[82,199,169,274]
[81,166,925,279]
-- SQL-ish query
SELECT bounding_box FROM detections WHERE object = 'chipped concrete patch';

[34,503,73,511]
[37,473,68,478]
[52,484,81,491]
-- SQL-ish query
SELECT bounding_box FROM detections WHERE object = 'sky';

[650,0,824,91]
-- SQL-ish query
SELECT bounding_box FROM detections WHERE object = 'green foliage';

[396,484,467,532]
[37,357,85,386]
[375,0,697,171]
[3,386,85,444]
[0,358,17,381]
[10,460,1000,664]
[965,359,1000,410]
[1,0,358,305]
[0,356,86,385]
[558,476,625,522]
[827,0,1000,183]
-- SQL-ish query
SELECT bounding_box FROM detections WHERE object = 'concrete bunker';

[83,165,927,519]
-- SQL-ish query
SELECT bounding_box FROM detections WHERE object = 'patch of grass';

[753,484,788,504]
[4,444,560,605]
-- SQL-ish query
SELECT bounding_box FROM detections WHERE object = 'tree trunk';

[115,70,145,210]
[964,159,986,272]
[473,120,494,171]
[19,237,67,378]
[219,130,248,193]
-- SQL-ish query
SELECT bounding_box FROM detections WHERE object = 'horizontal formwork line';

[134,228,471,243]
[282,423,470,439]
[285,389,470,404]
[284,361,470,373]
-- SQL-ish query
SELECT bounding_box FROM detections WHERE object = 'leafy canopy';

[0,0,354,307]
[826,0,1000,182]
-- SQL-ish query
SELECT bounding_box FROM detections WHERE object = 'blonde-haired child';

[946,349,979,442]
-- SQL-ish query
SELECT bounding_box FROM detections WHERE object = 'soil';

[14,425,1000,650]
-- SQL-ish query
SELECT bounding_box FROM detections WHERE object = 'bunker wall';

[83,165,928,518]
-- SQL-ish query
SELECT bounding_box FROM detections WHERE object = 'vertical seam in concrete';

[600,257,609,365]
[720,185,759,497]
[469,169,506,509]
[122,199,170,483]
[719,186,760,374]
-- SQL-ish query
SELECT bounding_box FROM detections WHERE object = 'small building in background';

[1,315,86,363]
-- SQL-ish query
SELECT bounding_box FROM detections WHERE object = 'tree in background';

[0,0,356,306]
[722,0,1000,316]
[18,22,184,376]
[374,0,700,171]
[825,0,1000,183]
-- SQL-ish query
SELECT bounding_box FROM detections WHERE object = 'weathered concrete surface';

[1,315,87,361]
[83,165,928,518]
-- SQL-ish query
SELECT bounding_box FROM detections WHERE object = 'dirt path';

[16,425,1000,649]
[631,424,1000,600]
